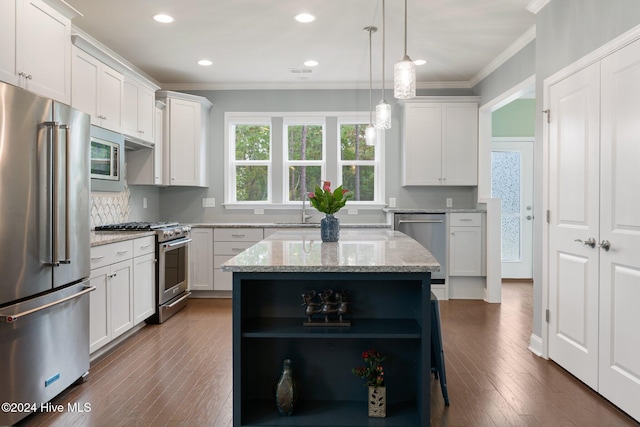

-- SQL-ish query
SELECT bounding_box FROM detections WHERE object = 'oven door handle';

[164,291,191,309]
[162,238,192,248]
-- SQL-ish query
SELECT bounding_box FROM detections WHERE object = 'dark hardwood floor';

[18,282,638,426]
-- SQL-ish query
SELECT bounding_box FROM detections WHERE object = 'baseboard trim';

[528,333,544,357]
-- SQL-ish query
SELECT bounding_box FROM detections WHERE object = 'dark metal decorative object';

[276,359,296,416]
[301,289,350,326]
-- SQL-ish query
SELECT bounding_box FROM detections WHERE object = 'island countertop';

[221,229,440,273]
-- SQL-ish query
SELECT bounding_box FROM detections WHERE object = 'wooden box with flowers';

[231,269,433,426]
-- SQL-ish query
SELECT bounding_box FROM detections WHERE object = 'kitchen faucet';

[301,192,313,224]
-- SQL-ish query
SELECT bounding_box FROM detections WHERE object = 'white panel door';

[598,39,640,421]
[548,62,601,390]
[491,139,534,279]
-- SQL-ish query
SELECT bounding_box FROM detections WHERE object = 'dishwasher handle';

[397,219,444,224]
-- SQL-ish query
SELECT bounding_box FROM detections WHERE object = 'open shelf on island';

[241,318,421,339]
[240,400,421,427]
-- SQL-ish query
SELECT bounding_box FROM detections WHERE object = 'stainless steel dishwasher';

[394,213,447,284]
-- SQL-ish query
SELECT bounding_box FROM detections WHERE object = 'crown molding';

[469,25,536,88]
[527,0,551,14]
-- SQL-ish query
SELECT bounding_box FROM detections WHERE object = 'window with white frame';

[338,119,379,202]
[225,112,383,207]
[228,118,271,203]
[284,118,325,202]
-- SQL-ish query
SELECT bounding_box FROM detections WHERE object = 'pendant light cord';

[369,28,373,125]
[382,0,386,95]
[403,0,408,57]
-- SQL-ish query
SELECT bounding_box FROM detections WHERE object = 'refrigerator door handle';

[43,121,60,267]
[0,286,96,323]
[61,124,71,264]
[45,122,71,266]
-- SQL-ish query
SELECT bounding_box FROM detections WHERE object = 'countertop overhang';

[221,229,440,274]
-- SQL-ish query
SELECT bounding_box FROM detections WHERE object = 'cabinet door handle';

[459,218,473,222]
[117,250,129,255]
[91,256,105,261]
[598,240,611,251]
[139,244,151,249]
[232,234,246,238]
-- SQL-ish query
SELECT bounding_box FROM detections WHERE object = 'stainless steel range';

[95,221,192,323]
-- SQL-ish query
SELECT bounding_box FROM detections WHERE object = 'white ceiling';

[64,0,537,90]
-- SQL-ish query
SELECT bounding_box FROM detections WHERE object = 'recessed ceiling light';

[294,13,316,23]
[304,60,319,67]
[153,14,174,23]
[414,59,427,66]
[198,59,213,66]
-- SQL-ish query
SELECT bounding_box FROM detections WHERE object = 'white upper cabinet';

[0,0,18,85]
[71,46,124,132]
[123,76,155,144]
[157,90,212,187]
[402,98,479,186]
[0,0,79,103]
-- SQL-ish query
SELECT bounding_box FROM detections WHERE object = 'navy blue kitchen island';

[222,229,440,427]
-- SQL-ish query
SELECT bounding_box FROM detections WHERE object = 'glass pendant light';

[364,26,377,146]
[394,0,416,99]
[375,0,391,129]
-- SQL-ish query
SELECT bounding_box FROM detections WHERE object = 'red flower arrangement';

[352,348,386,387]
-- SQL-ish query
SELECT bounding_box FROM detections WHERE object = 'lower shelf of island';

[240,399,421,426]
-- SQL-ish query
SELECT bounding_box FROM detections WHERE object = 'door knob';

[574,238,596,248]
[598,240,611,251]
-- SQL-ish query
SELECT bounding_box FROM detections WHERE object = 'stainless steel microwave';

[90,125,124,192]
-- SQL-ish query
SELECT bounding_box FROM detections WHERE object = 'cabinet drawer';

[449,213,482,227]
[133,236,155,257]
[214,228,263,242]
[90,240,134,269]
[215,241,256,256]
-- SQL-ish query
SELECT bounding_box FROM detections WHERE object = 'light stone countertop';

[189,222,390,229]
[90,230,154,246]
[383,207,487,213]
[221,229,440,273]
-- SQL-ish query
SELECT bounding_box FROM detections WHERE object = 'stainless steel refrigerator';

[0,82,93,426]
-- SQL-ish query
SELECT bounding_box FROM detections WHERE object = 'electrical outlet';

[389,197,396,208]
[254,208,264,215]
[446,198,453,207]
[143,197,147,209]
[202,198,216,208]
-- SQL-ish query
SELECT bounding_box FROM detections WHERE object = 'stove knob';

[163,231,171,238]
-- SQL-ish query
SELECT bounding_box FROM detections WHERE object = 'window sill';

[222,203,387,211]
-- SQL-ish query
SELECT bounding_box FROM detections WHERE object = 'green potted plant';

[308,181,352,242]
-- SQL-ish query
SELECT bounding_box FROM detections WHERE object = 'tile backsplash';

[90,184,131,228]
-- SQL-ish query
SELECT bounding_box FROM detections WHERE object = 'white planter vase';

[368,385,386,418]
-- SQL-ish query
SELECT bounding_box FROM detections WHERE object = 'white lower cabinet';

[89,259,133,353]
[448,213,484,276]
[447,213,487,300]
[213,228,264,291]
[189,228,214,291]
[89,236,155,354]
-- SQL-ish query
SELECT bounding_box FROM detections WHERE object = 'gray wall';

[471,0,640,340]
[155,87,478,225]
